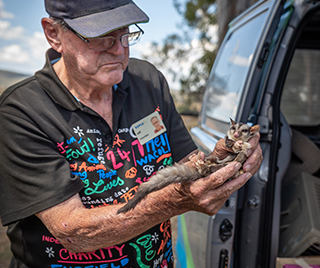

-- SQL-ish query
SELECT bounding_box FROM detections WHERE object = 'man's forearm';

[35,150,199,254]
[36,184,185,253]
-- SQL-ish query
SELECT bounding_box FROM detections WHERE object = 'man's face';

[151,117,161,128]
[59,26,130,88]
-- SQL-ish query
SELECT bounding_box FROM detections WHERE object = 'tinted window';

[204,10,268,131]
[281,49,320,126]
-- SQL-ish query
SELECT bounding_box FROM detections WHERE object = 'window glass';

[281,49,320,126]
[205,10,268,128]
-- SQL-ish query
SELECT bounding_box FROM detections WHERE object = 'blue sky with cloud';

[0,0,182,75]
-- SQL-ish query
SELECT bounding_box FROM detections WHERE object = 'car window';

[204,10,268,133]
[281,49,320,126]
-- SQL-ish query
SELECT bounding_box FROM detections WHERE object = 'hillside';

[0,69,30,95]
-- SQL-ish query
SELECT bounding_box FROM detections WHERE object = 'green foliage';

[142,0,258,114]
[142,0,218,114]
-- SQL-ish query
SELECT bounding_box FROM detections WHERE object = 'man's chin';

[98,70,124,87]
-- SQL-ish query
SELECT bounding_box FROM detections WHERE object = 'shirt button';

[106,135,112,141]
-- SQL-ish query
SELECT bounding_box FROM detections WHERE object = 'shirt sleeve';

[0,110,83,226]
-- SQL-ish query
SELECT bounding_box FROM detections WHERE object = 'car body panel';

[175,0,320,267]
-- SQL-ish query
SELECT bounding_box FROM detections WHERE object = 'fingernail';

[235,162,242,170]
[244,164,251,172]
[246,172,252,180]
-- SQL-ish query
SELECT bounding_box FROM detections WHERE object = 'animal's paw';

[189,152,208,175]
[189,152,204,167]
[233,140,245,153]
[234,140,244,148]
[189,153,200,163]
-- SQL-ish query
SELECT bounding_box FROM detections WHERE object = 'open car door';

[175,0,288,267]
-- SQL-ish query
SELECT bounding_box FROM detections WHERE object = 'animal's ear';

[250,124,261,135]
[230,118,236,126]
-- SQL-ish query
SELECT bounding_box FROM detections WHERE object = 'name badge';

[132,111,167,145]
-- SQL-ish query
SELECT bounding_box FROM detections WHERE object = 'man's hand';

[175,133,263,216]
[211,133,263,176]
[243,133,263,175]
[175,161,245,215]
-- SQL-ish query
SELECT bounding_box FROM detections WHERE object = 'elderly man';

[0,0,262,267]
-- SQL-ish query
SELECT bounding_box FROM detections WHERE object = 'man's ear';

[41,18,63,53]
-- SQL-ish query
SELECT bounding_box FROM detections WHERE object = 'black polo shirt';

[0,49,197,268]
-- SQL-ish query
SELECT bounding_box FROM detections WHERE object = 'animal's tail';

[117,163,200,214]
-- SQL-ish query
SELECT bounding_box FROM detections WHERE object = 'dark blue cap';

[44,0,149,38]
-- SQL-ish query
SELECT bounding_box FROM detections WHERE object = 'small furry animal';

[117,119,260,214]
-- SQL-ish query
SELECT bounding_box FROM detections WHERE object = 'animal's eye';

[242,129,248,133]
[231,127,236,131]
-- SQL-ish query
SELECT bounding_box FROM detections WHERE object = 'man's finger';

[243,143,263,174]
[204,162,242,188]
[246,133,260,156]
[216,171,252,198]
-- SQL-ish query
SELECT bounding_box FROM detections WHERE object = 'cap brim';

[64,2,149,38]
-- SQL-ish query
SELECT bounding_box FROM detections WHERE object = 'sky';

[0,0,183,75]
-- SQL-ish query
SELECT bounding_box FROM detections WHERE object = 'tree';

[142,0,258,114]
[217,0,259,48]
